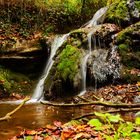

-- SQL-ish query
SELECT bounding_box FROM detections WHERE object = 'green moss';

[135,1,140,11]
[106,0,140,27]
[0,69,11,92]
[117,22,140,69]
[57,45,81,81]
[106,0,128,26]
[117,21,140,46]
[0,67,33,96]
[118,44,129,52]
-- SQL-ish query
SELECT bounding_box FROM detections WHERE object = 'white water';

[79,7,108,96]
[32,34,69,101]
[82,6,108,28]
[92,46,120,82]
[79,33,92,96]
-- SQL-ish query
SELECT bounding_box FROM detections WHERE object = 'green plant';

[88,112,140,139]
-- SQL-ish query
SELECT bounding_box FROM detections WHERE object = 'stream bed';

[0,103,93,139]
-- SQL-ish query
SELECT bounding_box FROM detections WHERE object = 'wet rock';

[133,95,140,103]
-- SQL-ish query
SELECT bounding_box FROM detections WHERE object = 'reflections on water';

[0,103,92,139]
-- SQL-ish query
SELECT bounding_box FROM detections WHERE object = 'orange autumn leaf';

[61,131,66,140]
[46,124,57,130]
[26,130,36,135]
[44,136,54,140]
[98,133,102,140]
[76,125,87,131]
[62,131,74,138]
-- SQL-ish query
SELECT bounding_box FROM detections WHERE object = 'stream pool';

[0,102,93,140]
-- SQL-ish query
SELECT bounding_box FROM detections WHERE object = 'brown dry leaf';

[34,135,43,140]
[130,69,140,75]
[10,136,18,140]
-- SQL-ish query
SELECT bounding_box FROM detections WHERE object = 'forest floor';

[9,83,140,140]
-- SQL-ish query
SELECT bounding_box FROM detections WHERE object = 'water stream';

[0,103,93,140]
[79,33,92,96]
[79,7,108,95]
[32,34,69,101]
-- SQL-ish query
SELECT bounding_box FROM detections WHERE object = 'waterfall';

[32,34,69,101]
[79,7,108,96]
[82,6,108,28]
[79,33,92,96]
[32,5,118,99]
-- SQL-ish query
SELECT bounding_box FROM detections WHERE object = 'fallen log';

[41,100,140,108]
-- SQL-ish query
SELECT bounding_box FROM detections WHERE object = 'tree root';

[41,100,140,108]
[0,97,30,121]
[74,108,140,120]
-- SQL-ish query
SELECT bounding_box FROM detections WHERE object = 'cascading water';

[30,5,120,101]
[32,7,109,99]
[82,6,108,28]
[32,34,69,101]
[79,33,92,96]
[79,7,108,96]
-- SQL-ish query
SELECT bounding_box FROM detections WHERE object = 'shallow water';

[0,102,92,140]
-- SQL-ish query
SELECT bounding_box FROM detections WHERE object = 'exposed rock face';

[115,22,140,68]
[0,37,50,76]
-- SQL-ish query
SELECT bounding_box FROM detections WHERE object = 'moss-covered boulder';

[0,66,34,98]
[105,0,140,28]
[115,22,140,83]
[44,44,82,100]
[116,22,140,68]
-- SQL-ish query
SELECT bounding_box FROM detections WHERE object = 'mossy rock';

[57,45,81,81]
[116,22,140,69]
[105,0,140,27]
[44,44,82,100]
[0,66,34,98]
